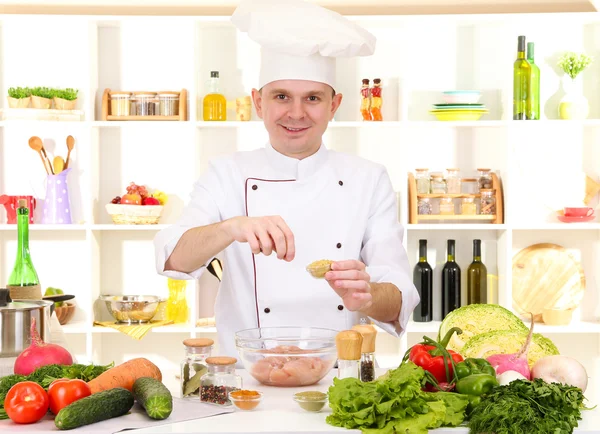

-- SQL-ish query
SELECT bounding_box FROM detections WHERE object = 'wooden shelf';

[416,215,496,221]
[417,193,481,198]
[101,88,188,121]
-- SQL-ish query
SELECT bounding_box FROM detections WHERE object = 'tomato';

[48,378,91,415]
[4,381,49,424]
[120,193,141,205]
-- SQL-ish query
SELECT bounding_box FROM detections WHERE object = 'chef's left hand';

[325,260,372,312]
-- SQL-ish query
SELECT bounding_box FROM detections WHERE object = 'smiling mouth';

[281,125,309,133]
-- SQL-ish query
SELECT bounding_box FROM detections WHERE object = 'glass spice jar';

[200,357,242,406]
[461,197,477,215]
[445,168,461,194]
[133,92,157,116]
[158,92,180,116]
[480,189,496,215]
[110,93,131,116]
[439,196,455,215]
[431,174,447,194]
[477,169,493,191]
[417,198,432,215]
[415,168,430,194]
[461,178,479,195]
[181,338,213,399]
[352,322,377,383]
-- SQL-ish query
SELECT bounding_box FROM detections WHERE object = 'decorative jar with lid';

[480,189,496,215]
[180,338,213,399]
[415,168,430,194]
[200,357,242,406]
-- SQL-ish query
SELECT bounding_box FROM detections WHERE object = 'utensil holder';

[42,168,73,224]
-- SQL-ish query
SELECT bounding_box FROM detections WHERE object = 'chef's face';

[252,80,343,159]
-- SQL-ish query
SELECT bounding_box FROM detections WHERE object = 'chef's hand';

[225,216,295,261]
[325,260,372,311]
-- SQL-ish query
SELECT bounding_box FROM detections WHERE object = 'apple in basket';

[106,182,167,224]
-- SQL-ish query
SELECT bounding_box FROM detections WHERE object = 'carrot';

[88,357,162,394]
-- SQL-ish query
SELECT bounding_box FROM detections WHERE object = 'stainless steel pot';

[0,288,53,358]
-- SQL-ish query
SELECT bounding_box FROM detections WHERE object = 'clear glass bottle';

[480,189,496,215]
[203,71,227,121]
[335,330,362,380]
[415,168,430,194]
[431,175,447,194]
[461,197,477,215]
[477,169,493,191]
[439,196,455,215]
[417,198,432,215]
[200,357,242,405]
[181,338,213,399]
[445,168,461,194]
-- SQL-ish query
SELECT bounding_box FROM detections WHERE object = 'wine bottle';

[7,199,41,300]
[526,42,540,120]
[441,239,461,318]
[413,239,433,322]
[467,239,487,305]
[513,35,531,120]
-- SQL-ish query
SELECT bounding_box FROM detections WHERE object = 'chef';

[154,0,419,359]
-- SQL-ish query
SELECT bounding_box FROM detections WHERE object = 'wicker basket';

[105,203,164,225]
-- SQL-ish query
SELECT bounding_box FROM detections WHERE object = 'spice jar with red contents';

[200,357,242,406]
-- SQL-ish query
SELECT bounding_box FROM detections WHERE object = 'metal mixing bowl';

[100,295,163,324]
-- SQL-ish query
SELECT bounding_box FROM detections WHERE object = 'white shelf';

[0,224,87,231]
[407,224,507,230]
[512,223,600,230]
[60,321,89,334]
[407,321,442,333]
[0,224,169,231]
[89,224,169,231]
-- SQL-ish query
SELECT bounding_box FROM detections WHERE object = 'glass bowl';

[100,295,163,324]
[228,390,263,411]
[235,327,338,387]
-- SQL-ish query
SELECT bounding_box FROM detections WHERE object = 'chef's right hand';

[224,216,295,261]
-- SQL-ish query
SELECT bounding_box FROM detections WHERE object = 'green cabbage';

[438,304,528,352]
[461,330,560,367]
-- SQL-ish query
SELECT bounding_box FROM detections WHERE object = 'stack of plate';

[430,90,488,121]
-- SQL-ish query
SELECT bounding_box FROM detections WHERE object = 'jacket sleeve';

[361,167,420,337]
[153,161,224,280]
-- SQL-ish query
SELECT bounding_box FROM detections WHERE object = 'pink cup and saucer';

[557,206,595,223]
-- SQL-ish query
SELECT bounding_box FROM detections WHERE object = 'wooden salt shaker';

[352,323,377,382]
[335,330,363,380]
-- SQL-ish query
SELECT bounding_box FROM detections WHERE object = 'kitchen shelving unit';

[0,11,599,401]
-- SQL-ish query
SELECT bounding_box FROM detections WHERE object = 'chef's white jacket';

[154,142,419,359]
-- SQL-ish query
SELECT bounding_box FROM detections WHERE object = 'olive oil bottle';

[203,71,227,121]
[467,239,487,304]
[526,42,540,120]
[513,35,531,120]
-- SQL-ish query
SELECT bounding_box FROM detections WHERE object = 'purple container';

[41,168,73,224]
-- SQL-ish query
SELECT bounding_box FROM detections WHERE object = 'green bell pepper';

[455,373,499,414]
[455,358,496,380]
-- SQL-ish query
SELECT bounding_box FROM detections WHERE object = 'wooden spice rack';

[408,171,504,224]
[101,88,188,121]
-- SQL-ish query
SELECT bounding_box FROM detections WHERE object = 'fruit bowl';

[55,302,76,325]
[235,327,338,387]
[105,203,163,225]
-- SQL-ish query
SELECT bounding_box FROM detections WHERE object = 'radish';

[13,317,73,376]
[531,355,588,393]
[486,313,534,380]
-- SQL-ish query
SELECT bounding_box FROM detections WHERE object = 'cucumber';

[55,387,134,430]
[132,377,173,420]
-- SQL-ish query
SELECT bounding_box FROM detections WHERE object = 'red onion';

[13,317,73,376]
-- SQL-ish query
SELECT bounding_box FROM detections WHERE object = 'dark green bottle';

[441,239,461,318]
[413,240,433,322]
[526,42,540,120]
[467,239,487,305]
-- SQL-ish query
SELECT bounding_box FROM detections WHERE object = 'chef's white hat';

[231,0,376,90]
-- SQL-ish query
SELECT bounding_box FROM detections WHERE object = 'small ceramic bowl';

[228,390,262,411]
[293,391,328,412]
[542,308,573,326]
[441,90,482,105]
[306,260,333,278]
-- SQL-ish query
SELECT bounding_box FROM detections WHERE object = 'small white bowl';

[441,91,482,105]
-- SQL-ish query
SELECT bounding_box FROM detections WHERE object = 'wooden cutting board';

[512,243,585,322]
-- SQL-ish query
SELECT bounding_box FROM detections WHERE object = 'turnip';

[13,317,73,376]
[496,370,528,386]
[486,313,534,380]
[531,355,588,392]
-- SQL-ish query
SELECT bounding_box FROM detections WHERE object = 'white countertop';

[130,370,600,434]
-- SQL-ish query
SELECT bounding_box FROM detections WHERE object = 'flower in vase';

[557,52,593,80]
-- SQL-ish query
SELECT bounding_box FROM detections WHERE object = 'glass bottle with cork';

[352,322,377,382]
[480,189,496,215]
[166,278,189,324]
[203,71,227,121]
[181,338,213,399]
[513,35,531,120]
[335,330,362,379]
[200,357,242,405]
[415,168,430,194]
[7,199,41,300]
[445,168,461,194]
[477,169,493,191]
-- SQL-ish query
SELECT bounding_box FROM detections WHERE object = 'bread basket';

[105,203,163,225]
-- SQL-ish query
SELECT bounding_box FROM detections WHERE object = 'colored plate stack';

[429,90,488,121]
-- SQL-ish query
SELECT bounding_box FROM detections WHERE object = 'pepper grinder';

[352,323,377,382]
[335,330,363,379]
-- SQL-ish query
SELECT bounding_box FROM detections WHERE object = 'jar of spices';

[461,197,477,215]
[417,198,432,215]
[180,338,213,399]
[430,174,447,194]
[480,189,496,215]
[352,323,377,382]
[158,92,180,116]
[415,168,430,194]
[335,330,362,380]
[445,168,461,194]
[133,92,157,116]
[110,92,131,116]
[200,357,242,406]
[461,178,479,195]
[477,169,493,191]
[439,196,455,215]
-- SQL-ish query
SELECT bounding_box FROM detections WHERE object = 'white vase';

[559,75,589,120]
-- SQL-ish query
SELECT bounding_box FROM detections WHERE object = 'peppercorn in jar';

[200,357,242,406]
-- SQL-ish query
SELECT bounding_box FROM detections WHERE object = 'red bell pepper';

[408,327,464,386]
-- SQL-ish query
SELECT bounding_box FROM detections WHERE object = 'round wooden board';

[512,243,585,322]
